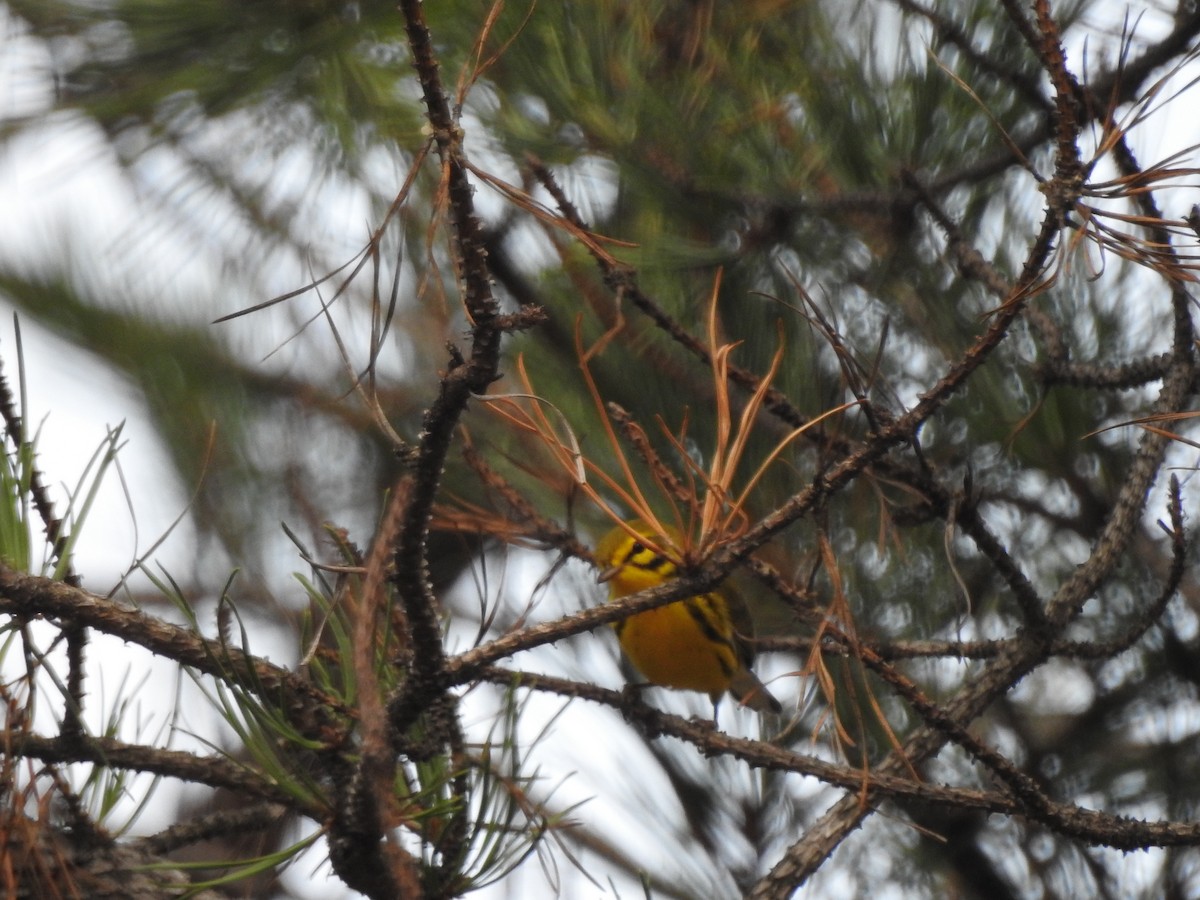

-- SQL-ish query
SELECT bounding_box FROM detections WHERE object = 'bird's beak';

[597,565,620,584]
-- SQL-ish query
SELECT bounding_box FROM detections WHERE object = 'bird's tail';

[729,669,782,714]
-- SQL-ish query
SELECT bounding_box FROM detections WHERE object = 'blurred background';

[3,1,1200,897]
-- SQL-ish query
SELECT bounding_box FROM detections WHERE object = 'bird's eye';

[630,541,645,557]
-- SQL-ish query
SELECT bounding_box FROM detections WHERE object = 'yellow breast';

[615,595,737,698]
[595,521,760,706]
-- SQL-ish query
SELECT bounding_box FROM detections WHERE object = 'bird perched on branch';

[595,520,782,716]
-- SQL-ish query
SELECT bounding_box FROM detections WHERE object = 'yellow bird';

[595,520,781,715]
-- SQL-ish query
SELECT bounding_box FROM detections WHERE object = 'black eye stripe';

[620,540,674,574]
